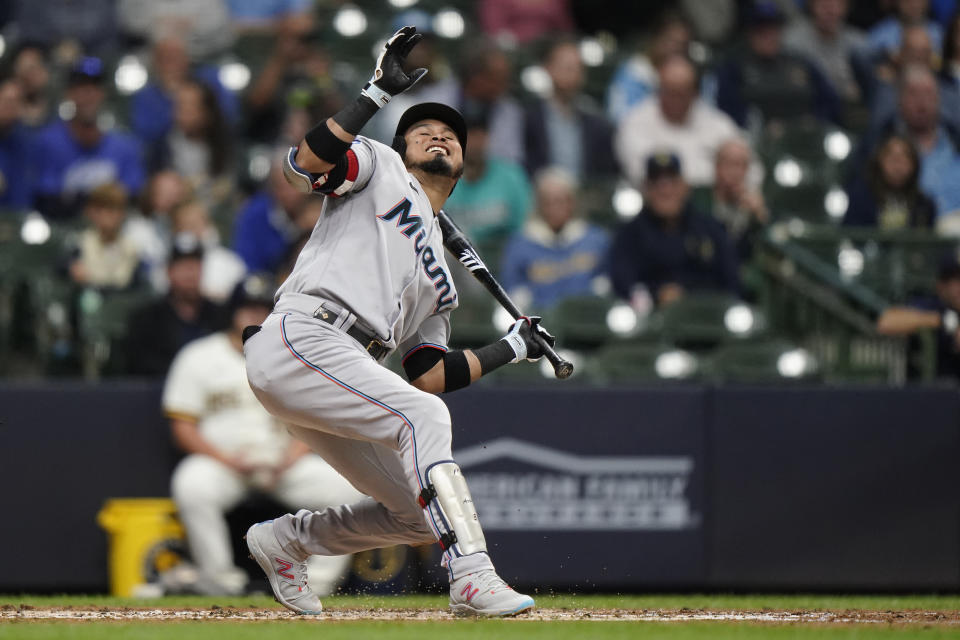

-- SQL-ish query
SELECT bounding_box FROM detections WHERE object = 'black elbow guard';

[442,351,471,392]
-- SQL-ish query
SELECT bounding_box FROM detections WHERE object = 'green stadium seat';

[448,288,500,349]
[660,293,768,348]
[707,339,821,383]
[550,295,621,349]
[585,342,701,384]
[77,287,158,377]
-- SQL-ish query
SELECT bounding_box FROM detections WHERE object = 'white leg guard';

[420,461,487,557]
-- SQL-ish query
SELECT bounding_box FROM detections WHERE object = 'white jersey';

[163,332,290,465]
[275,136,458,357]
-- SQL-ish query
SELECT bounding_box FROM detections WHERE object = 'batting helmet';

[391,102,467,158]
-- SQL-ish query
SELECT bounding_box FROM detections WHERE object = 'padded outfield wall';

[0,382,957,592]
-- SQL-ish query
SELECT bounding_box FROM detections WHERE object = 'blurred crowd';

[1,0,960,380]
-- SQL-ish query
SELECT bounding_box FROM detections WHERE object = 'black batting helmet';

[391,102,467,158]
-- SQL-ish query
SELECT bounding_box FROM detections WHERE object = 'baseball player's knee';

[412,393,452,443]
[171,455,235,509]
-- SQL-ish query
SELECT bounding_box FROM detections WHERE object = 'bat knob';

[555,361,574,379]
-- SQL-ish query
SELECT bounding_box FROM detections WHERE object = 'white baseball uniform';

[163,332,363,594]
[243,135,496,580]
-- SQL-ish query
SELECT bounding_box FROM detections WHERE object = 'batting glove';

[362,26,427,108]
[503,316,556,363]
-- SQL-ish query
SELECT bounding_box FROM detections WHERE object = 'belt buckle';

[366,338,383,354]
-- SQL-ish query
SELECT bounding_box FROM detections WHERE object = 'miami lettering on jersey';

[379,198,456,312]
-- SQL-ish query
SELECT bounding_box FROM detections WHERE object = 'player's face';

[403,119,464,177]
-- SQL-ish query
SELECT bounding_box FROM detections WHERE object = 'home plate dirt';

[3,606,960,624]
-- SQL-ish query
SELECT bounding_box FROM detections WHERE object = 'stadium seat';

[77,287,157,377]
[707,339,821,383]
[660,293,767,348]
[550,295,622,349]
[585,342,701,384]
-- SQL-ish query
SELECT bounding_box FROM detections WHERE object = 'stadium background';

[1,0,960,596]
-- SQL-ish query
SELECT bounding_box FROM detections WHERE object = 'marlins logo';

[458,249,487,272]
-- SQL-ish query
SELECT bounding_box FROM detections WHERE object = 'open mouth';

[426,145,449,156]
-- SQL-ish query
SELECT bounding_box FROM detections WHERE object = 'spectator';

[34,57,146,219]
[715,1,840,130]
[868,0,944,58]
[67,183,143,290]
[615,55,742,188]
[244,28,346,144]
[442,113,533,246]
[609,152,740,309]
[939,11,960,126]
[149,79,234,208]
[117,0,234,60]
[479,0,574,46]
[877,254,960,379]
[232,158,310,273]
[0,76,38,210]
[605,12,694,124]
[844,133,936,229]
[125,233,229,376]
[164,274,361,595]
[226,0,314,36]
[524,36,617,181]
[869,25,953,129]
[10,43,53,128]
[707,138,769,260]
[124,170,192,291]
[500,167,610,309]
[130,36,239,149]
[456,39,526,165]
[14,0,119,57]
[170,199,247,303]
[784,0,869,104]
[868,64,960,217]
[680,0,738,45]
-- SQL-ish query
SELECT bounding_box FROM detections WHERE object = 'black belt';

[314,306,390,360]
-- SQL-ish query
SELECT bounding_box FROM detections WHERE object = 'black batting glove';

[362,26,427,108]
[503,316,555,363]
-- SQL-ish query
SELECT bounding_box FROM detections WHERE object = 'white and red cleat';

[449,570,535,617]
[245,520,323,615]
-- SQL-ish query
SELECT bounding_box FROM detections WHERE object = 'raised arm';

[284,26,427,186]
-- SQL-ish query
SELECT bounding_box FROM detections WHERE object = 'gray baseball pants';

[244,310,494,581]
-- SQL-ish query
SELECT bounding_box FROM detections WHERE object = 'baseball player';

[164,274,363,596]
[242,26,554,617]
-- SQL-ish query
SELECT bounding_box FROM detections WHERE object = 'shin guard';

[419,461,487,556]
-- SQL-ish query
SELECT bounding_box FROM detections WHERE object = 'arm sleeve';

[161,345,205,421]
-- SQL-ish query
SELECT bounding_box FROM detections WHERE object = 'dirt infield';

[3,605,959,624]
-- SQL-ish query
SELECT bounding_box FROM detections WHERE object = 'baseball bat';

[437,209,574,379]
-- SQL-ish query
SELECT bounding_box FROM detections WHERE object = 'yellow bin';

[97,498,186,597]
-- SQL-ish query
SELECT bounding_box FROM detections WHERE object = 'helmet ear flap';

[391,135,406,158]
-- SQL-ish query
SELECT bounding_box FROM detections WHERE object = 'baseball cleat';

[448,570,535,617]
[245,521,323,615]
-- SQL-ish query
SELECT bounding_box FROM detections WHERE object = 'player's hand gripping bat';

[437,209,574,379]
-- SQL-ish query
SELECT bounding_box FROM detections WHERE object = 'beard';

[410,154,464,180]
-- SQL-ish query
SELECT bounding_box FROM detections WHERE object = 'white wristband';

[361,81,392,108]
[501,333,526,364]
